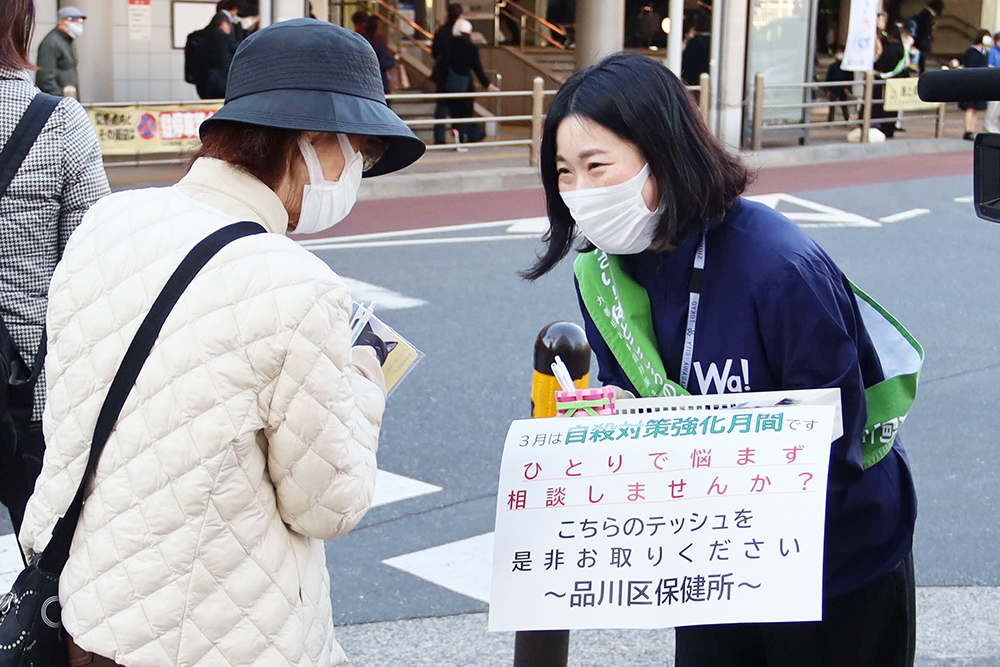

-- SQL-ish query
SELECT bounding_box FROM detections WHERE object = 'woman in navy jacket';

[523,53,917,667]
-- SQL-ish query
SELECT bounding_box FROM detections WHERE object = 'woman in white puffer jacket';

[19,20,425,667]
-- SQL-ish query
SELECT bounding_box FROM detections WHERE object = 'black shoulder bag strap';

[0,93,61,384]
[38,221,266,572]
[0,93,61,200]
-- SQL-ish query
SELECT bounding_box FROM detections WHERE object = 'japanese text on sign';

[489,406,835,631]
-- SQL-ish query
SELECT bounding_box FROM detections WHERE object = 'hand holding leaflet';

[350,301,424,397]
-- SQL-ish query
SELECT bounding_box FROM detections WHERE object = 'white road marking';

[298,220,514,246]
[955,195,975,204]
[745,193,882,228]
[304,195,886,252]
[340,277,427,311]
[878,208,931,224]
[0,470,443,590]
[0,533,22,592]
[505,217,550,234]
[383,532,495,603]
[303,234,542,251]
[372,470,442,508]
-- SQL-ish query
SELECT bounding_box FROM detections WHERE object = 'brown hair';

[0,0,35,71]
[193,120,301,190]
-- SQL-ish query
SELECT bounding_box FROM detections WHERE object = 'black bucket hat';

[200,18,425,177]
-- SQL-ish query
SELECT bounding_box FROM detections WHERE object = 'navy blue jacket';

[576,199,917,599]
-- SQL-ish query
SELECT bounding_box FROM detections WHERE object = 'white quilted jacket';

[19,158,385,667]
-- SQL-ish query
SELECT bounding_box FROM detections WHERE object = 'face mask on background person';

[293,134,364,235]
[560,163,661,255]
[65,21,84,39]
[240,16,258,30]
[984,35,995,48]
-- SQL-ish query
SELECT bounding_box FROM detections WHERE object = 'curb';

[356,139,970,202]
[358,167,539,202]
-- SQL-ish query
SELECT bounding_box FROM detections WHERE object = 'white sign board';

[128,0,152,41]
[172,1,217,49]
[884,78,940,111]
[842,0,879,71]
[489,405,835,631]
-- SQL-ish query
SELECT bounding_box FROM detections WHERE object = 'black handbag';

[0,93,60,512]
[0,221,265,667]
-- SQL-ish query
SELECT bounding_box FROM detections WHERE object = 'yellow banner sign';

[884,78,939,112]
[87,104,222,156]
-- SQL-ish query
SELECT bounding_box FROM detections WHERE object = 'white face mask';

[65,22,84,39]
[292,134,363,236]
[240,16,258,30]
[560,163,660,255]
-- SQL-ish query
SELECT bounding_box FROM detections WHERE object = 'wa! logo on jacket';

[694,359,751,394]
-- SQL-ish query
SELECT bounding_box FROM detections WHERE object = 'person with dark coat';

[680,13,711,86]
[911,0,943,72]
[196,0,242,99]
[442,19,497,144]
[362,15,397,95]
[431,3,463,144]
[959,30,993,139]
[873,21,908,138]
[35,6,86,97]
[825,45,854,122]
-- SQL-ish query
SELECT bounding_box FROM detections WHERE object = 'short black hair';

[447,3,464,23]
[928,0,944,13]
[351,10,369,26]
[523,53,751,280]
[217,0,242,11]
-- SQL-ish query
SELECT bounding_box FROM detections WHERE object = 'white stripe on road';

[298,220,515,246]
[954,195,975,203]
[878,208,931,224]
[301,234,543,251]
[340,278,427,311]
[383,532,494,603]
[0,471,442,591]
[372,470,442,508]
[745,193,882,228]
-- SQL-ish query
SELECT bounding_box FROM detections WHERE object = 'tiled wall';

[112,0,202,102]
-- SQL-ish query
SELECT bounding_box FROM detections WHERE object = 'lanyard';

[679,232,707,391]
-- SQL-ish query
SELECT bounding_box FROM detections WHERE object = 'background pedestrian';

[35,6,86,97]
[0,0,109,535]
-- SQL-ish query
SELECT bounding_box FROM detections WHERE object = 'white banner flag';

[489,405,835,632]
[842,0,880,71]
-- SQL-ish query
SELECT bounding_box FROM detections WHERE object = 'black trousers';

[676,553,915,667]
[2,422,45,536]
[446,98,484,143]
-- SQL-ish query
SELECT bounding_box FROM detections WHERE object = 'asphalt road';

[295,158,1000,625]
[4,153,995,642]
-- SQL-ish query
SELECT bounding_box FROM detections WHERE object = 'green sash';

[575,249,923,469]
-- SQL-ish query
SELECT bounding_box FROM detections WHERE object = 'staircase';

[521,48,576,83]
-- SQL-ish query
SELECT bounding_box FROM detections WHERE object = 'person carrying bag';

[0,222,265,667]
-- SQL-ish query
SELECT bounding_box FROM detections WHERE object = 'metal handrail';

[497,0,566,37]
[751,71,948,150]
[370,12,431,55]
[87,76,714,169]
[499,7,567,50]
[369,0,433,41]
